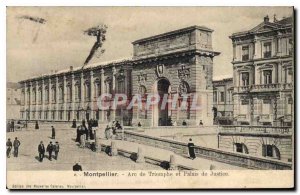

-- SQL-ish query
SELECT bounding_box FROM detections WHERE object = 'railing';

[264,51,272,58]
[251,83,281,92]
[123,131,292,170]
[235,83,292,93]
[219,125,292,135]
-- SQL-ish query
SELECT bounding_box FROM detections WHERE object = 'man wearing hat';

[51,126,56,139]
[6,138,12,158]
[38,141,45,162]
[13,137,21,157]
[46,141,54,161]
[53,141,60,160]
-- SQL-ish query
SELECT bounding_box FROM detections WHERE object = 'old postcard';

[6,6,294,189]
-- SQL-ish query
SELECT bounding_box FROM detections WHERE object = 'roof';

[132,25,213,44]
[21,57,133,82]
[230,16,293,38]
[213,75,233,81]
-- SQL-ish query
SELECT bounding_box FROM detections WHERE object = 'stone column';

[63,75,67,121]
[71,74,76,120]
[80,72,85,120]
[100,68,105,121]
[90,70,95,119]
[41,79,45,120]
[111,66,116,121]
[35,80,38,120]
[24,82,28,111]
[48,78,52,120]
[169,154,178,170]
[56,76,59,121]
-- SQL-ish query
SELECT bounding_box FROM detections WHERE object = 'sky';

[6,7,293,82]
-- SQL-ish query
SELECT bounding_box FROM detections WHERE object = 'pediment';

[249,22,280,33]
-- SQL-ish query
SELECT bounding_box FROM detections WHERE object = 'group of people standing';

[6,137,21,158]
[104,120,122,139]
[38,141,60,162]
[76,119,97,148]
[37,125,60,162]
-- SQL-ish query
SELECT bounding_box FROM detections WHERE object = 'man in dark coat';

[51,126,55,139]
[35,121,39,129]
[6,138,12,158]
[46,141,54,161]
[11,120,15,132]
[76,126,81,142]
[53,142,60,160]
[38,141,45,162]
[188,138,196,160]
[13,137,21,157]
[73,163,82,171]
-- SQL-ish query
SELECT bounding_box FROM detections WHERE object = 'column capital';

[90,70,94,76]
[101,68,104,74]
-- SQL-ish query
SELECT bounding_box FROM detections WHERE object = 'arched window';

[66,84,72,102]
[51,87,56,103]
[38,87,42,104]
[84,81,91,100]
[75,82,80,101]
[59,86,63,102]
[234,143,249,154]
[262,144,280,160]
[44,86,49,102]
[94,79,101,98]
[32,89,36,103]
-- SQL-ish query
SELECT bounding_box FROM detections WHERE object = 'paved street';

[6,128,162,171]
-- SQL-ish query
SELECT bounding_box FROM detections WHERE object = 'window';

[220,92,225,102]
[75,84,80,101]
[262,144,280,159]
[84,82,91,100]
[117,79,125,94]
[45,88,49,102]
[213,91,217,102]
[242,46,249,61]
[236,143,243,153]
[51,88,56,103]
[263,70,272,84]
[263,42,272,58]
[44,111,48,120]
[59,87,63,102]
[288,39,293,55]
[241,72,249,86]
[66,86,72,102]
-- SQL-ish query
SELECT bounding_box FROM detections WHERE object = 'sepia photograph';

[5,6,294,189]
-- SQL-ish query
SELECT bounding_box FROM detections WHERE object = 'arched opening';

[157,78,170,126]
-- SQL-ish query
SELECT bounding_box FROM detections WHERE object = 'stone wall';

[123,130,292,170]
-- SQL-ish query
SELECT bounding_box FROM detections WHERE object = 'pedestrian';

[35,121,39,129]
[46,141,54,161]
[80,133,86,148]
[138,122,142,127]
[53,141,60,160]
[6,138,12,158]
[76,125,81,142]
[38,141,45,162]
[199,120,203,126]
[11,120,15,132]
[104,125,111,140]
[7,121,10,132]
[182,120,187,126]
[51,126,55,139]
[13,137,21,157]
[188,138,196,160]
[73,162,82,171]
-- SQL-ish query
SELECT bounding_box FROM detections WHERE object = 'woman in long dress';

[188,138,196,160]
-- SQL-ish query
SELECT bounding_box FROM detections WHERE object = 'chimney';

[70,66,73,71]
[264,15,269,23]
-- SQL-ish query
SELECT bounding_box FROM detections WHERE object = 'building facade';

[212,77,234,125]
[19,26,220,127]
[230,16,294,127]
[7,82,21,120]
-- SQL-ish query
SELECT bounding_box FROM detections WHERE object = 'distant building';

[229,15,293,127]
[212,77,234,125]
[7,82,21,120]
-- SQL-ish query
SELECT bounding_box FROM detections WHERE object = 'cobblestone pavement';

[6,129,162,171]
